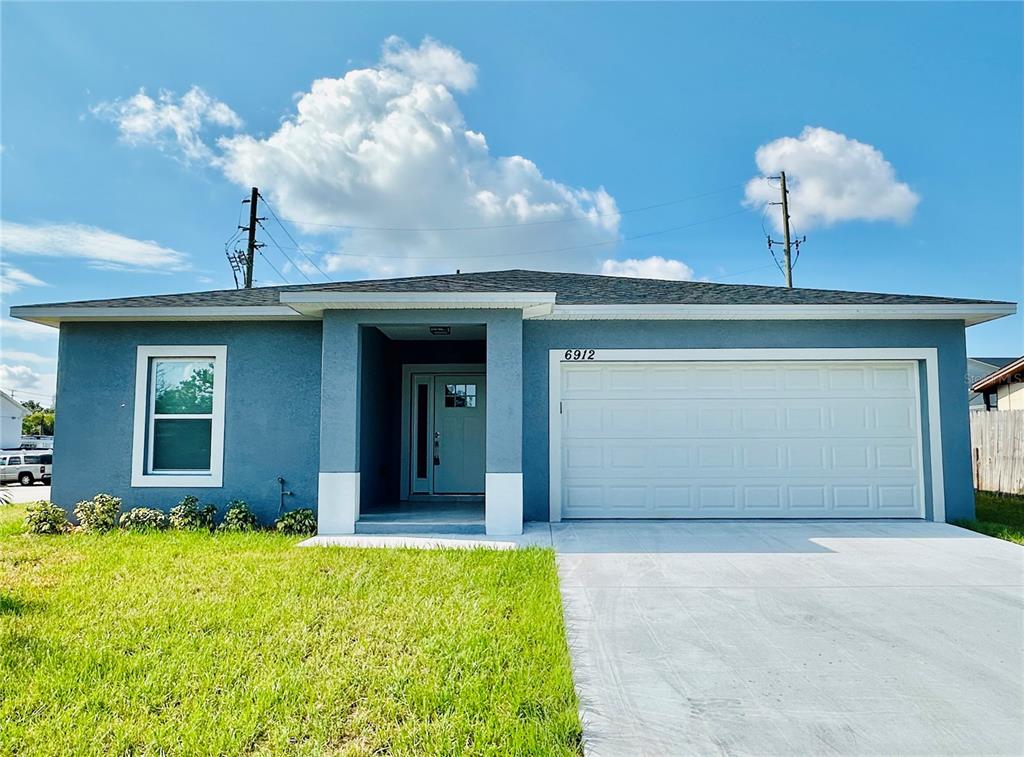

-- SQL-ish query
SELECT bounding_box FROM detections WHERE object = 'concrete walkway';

[552,520,1024,757]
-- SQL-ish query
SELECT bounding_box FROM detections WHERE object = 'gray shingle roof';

[17,269,1010,309]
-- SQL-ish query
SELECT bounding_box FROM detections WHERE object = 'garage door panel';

[559,360,924,519]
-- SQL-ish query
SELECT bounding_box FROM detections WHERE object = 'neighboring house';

[0,391,27,450]
[968,356,1017,409]
[971,356,1024,411]
[10,270,1017,534]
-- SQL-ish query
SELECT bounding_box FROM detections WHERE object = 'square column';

[485,312,524,535]
[317,312,361,534]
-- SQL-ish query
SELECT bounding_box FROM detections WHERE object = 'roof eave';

[970,355,1024,392]
[7,305,312,328]
[278,291,558,318]
[537,303,1017,326]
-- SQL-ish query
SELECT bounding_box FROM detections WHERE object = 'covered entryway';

[551,351,931,519]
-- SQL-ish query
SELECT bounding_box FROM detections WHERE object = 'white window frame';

[131,345,227,487]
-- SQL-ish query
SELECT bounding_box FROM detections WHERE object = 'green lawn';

[953,491,1024,545]
[0,506,581,755]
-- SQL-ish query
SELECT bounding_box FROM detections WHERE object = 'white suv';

[0,451,52,486]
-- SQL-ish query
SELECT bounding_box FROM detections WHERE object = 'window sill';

[130,472,223,488]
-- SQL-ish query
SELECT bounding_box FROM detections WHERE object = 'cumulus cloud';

[0,221,190,272]
[744,126,919,232]
[0,262,46,295]
[600,256,695,281]
[0,363,57,403]
[93,37,619,277]
[93,85,242,163]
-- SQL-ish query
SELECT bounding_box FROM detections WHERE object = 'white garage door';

[559,360,924,519]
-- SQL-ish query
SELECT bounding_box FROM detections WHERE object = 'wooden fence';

[971,410,1024,495]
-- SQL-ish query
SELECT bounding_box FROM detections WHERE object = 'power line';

[256,249,290,285]
[257,220,316,285]
[257,192,331,281]
[267,206,755,261]
[269,183,747,233]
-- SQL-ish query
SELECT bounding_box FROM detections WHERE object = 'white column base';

[485,472,523,535]
[318,472,360,534]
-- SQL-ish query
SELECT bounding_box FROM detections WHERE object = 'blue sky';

[1,2,1021,403]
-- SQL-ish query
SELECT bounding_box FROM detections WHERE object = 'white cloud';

[744,126,919,232]
[207,37,620,276]
[93,85,242,163]
[0,364,56,404]
[0,350,53,364]
[380,35,478,92]
[600,256,695,281]
[0,316,58,341]
[0,262,46,295]
[0,221,190,271]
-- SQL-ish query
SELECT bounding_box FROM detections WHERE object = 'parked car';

[0,450,52,486]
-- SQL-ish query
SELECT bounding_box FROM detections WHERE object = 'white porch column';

[317,312,360,534]
[485,312,524,535]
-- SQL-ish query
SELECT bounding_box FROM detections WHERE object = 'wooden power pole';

[244,186,260,289]
[766,171,804,288]
[779,171,793,288]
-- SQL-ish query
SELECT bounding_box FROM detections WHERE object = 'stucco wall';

[51,315,973,525]
[52,321,323,524]
[522,319,973,522]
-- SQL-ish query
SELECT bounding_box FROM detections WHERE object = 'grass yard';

[0,506,581,755]
[953,490,1024,545]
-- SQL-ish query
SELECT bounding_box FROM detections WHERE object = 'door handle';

[433,431,441,466]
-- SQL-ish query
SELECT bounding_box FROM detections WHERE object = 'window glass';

[24,455,40,464]
[150,357,215,472]
[154,360,214,414]
[444,383,477,408]
[8,457,21,465]
[153,419,213,471]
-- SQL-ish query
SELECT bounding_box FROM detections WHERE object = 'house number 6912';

[564,349,595,361]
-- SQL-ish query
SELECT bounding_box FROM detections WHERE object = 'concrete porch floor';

[355,500,486,535]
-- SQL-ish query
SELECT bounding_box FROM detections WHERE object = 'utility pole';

[779,171,793,288]
[766,171,805,288]
[244,186,260,289]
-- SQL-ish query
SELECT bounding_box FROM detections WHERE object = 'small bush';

[119,507,170,532]
[24,501,68,535]
[73,493,121,533]
[219,500,259,532]
[169,495,216,531]
[275,508,316,536]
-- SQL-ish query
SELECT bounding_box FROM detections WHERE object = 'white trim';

[10,305,309,328]
[535,303,1015,327]
[131,345,227,488]
[400,363,486,500]
[280,291,557,317]
[547,347,945,522]
[318,471,360,534]
[13,298,1011,328]
[485,472,523,535]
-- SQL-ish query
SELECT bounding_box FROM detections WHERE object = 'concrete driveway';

[553,521,1024,756]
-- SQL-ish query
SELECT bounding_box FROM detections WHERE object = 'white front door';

[432,375,486,494]
[558,360,924,519]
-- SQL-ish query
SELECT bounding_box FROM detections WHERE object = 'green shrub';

[169,495,216,531]
[219,500,259,532]
[73,493,121,533]
[275,508,316,536]
[24,501,68,535]
[119,507,170,532]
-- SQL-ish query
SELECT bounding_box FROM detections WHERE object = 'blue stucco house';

[11,270,1015,535]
